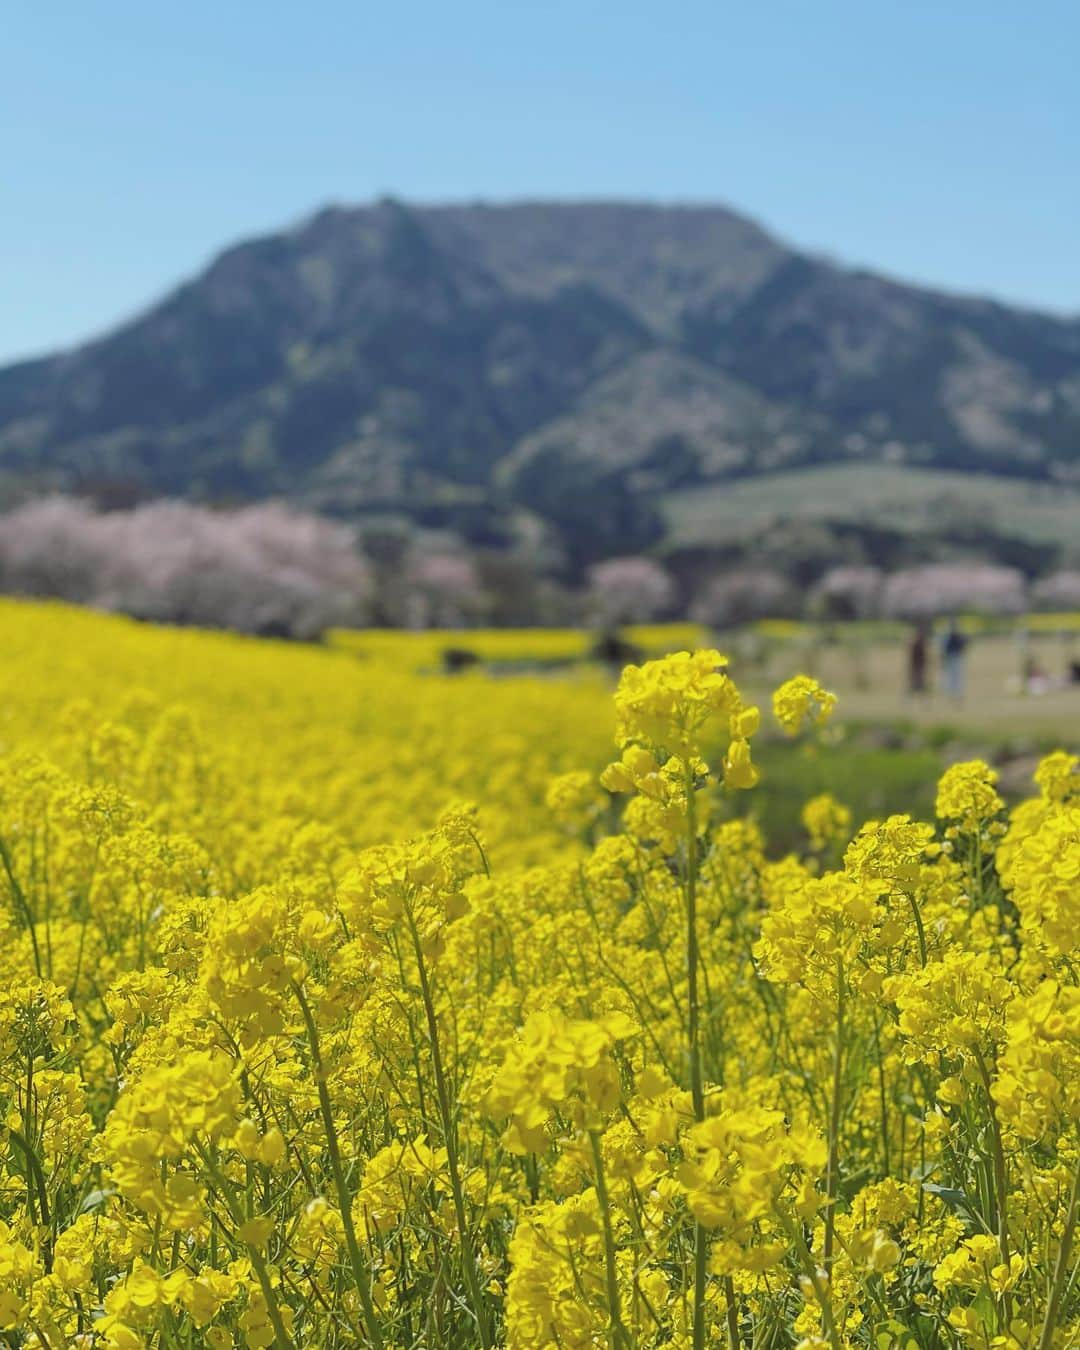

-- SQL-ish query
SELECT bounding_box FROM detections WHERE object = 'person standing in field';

[907,621,929,694]
[940,618,969,699]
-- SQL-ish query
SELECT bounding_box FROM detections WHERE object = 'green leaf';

[922,1182,975,1215]
[80,1188,116,1213]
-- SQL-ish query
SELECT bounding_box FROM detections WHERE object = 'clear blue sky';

[4,0,1077,364]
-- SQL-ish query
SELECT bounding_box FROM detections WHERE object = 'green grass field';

[726,625,1078,849]
[662,462,1080,549]
[734,625,1079,739]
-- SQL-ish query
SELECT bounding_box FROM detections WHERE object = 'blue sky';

[3,0,1077,364]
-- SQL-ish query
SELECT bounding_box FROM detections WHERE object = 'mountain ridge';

[11,196,1079,363]
[2,197,1078,570]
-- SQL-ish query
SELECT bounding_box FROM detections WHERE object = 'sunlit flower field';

[0,599,1077,1349]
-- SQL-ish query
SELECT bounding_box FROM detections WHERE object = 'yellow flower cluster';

[0,600,1076,1348]
[772,674,838,736]
[801,792,852,853]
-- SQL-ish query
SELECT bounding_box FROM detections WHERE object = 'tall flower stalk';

[403,901,493,1350]
[602,651,770,1350]
[293,981,385,1350]
[683,779,710,1350]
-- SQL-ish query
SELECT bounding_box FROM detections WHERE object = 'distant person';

[940,619,969,700]
[1024,655,1051,696]
[1063,633,1080,685]
[1014,623,1031,694]
[908,622,929,695]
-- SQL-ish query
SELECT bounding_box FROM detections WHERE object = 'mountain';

[1,198,1078,572]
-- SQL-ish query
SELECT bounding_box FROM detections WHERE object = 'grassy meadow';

[662,464,1080,552]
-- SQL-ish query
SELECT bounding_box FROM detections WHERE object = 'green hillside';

[662,463,1080,554]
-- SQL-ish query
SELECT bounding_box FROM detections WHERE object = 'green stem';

[723,1274,740,1350]
[589,1130,629,1350]
[872,1012,891,1177]
[196,1146,295,1350]
[0,836,41,978]
[684,774,712,1350]
[823,955,845,1273]
[7,1126,52,1272]
[972,1045,1012,1331]
[905,889,927,968]
[1036,1152,1080,1350]
[292,982,385,1350]
[786,1213,842,1350]
[403,907,493,1350]
[685,784,704,1122]
[972,1047,1010,1269]
[243,1224,293,1348]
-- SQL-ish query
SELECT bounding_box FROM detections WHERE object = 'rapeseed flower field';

[0,599,1078,1349]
